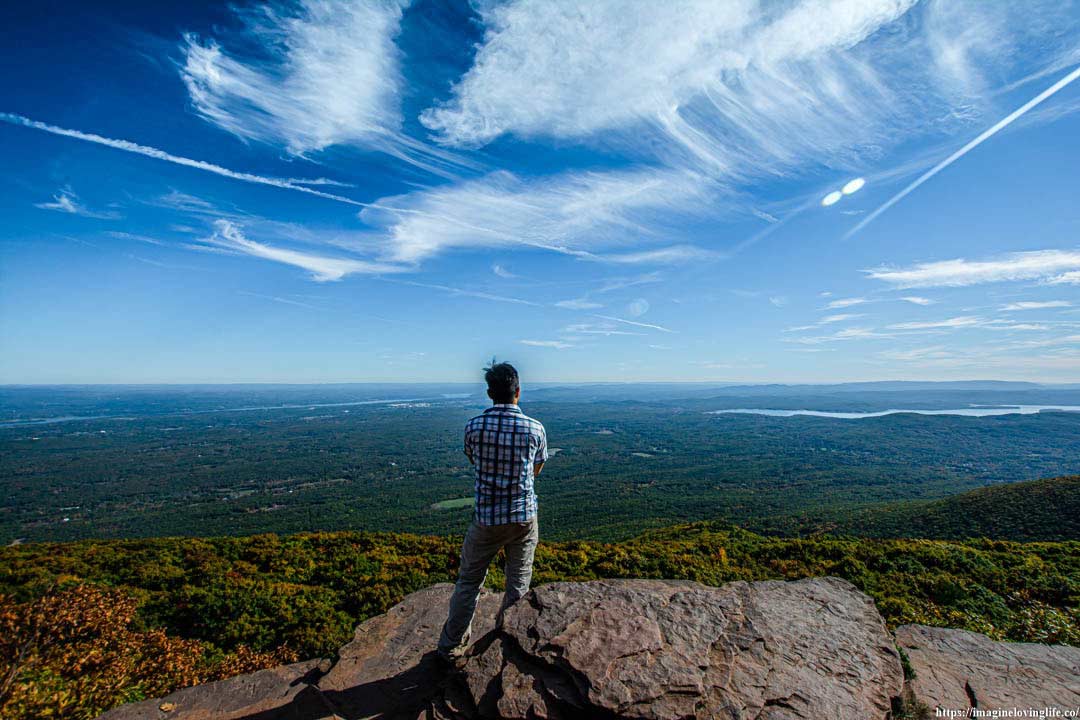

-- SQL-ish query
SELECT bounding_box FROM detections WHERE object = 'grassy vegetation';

[430,497,473,510]
[1,522,1076,718]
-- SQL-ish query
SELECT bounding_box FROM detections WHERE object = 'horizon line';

[2,379,1077,387]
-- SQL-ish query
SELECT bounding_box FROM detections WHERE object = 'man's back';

[465,403,547,526]
[439,362,547,663]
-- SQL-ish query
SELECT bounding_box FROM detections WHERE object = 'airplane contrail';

[845,64,1080,239]
[594,314,675,333]
[0,112,367,208]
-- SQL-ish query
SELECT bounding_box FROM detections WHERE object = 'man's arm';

[534,424,548,476]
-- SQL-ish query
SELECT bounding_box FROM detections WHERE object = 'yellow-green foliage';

[0,523,1076,719]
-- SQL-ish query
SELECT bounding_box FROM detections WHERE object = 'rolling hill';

[803,475,1080,542]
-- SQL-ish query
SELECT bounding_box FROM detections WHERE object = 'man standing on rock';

[437,361,548,664]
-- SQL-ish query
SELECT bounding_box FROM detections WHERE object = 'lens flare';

[821,191,842,207]
[838,177,864,194]
[841,177,866,195]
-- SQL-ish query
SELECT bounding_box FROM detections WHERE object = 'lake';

[707,405,1080,419]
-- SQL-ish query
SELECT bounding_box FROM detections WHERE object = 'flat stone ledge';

[896,624,1080,714]
[96,660,333,720]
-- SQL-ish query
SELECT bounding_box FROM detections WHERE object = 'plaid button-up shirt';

[465,403,548,526]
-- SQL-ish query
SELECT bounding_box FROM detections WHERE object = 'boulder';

[97,578,905,719]
[318,583,502,719]
[896,624,1080,715]
[462,577,903,719]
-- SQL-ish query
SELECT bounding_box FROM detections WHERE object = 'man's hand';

[465,449,475,465]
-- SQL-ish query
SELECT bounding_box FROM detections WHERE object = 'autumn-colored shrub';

[0,585,295,720]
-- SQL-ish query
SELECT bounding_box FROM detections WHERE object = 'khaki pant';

[437,516,539,657]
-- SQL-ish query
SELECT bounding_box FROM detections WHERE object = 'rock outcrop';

[98,578,1079,720]
[458,578,903,719]
[98,660,333,720]
[896,624,1080,715]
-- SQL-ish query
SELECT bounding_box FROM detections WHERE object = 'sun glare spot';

[841,177,866,195]
[821,191,842,207]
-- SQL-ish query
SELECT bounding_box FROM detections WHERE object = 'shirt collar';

[485,403,522,413]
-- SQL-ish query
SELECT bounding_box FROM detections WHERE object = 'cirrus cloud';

[1001,300,1072,311]
[361,168,715,264]
[182,0,408,155]
[419,0,1074,188]
[196,219,407,281]
[867,250,1080,288]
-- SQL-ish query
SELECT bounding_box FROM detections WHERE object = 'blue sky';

[2,0,1079,384]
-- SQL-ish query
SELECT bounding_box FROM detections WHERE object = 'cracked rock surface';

[896,624,1080,714]
[100,577,905,719]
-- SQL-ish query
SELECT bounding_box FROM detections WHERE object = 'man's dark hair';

[485,361,519,403]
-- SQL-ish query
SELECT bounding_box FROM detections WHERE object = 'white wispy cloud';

[0,113,369,207]
[872,315,1074,338]
[34,188,119,219]
[124,254,202,271]
[769,296,788,308]
[595,273,665,293]
[1004,334,1080,349]
[1001,300,1072,311]
[492,264,517,279]
[180,0,469,174]
[786,327,892,345]
[421,0,920,168]
[598,245,720,265]
[821,313,864,324]
[867,250,1080,288]
[784,313,867,332]
[183,0,404,154]
[1048,271,1080,286]
[390,279,540,306]
[554,298,604,310]
[563,322,643,337]
[155,190,224,213]
[989,323,1050,331]
[108,231,169,246]
[888,316,982,330]
[421,0,1074,187]
[826,297,867,309]
[923,0,1009,100]
[594,314,674,333]
[520,339,574,349]
[900,296,935,305]
[280,177,355,188]
[197,219,406,281]
[361,168,712,264]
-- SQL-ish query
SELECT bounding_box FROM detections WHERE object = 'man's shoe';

[435,650,468,671]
